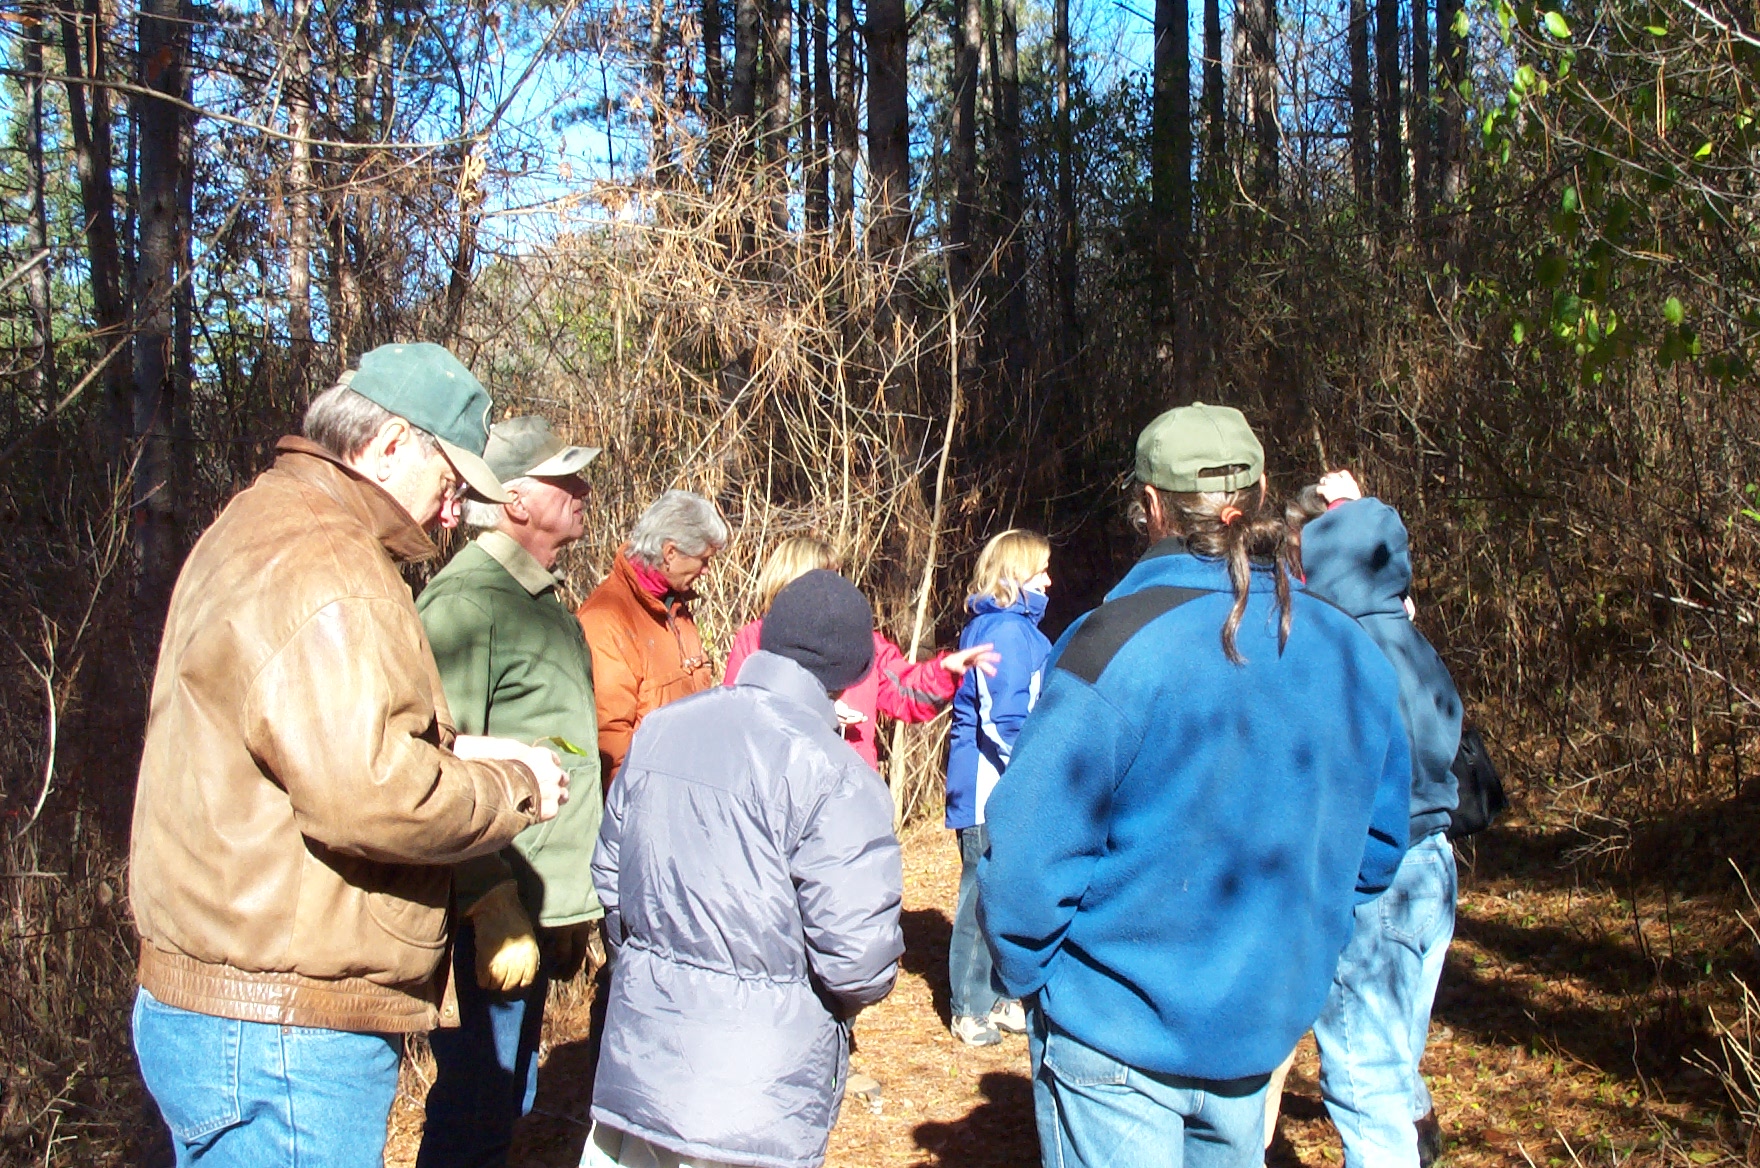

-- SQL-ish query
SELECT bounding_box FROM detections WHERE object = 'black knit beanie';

[761,570,875,693]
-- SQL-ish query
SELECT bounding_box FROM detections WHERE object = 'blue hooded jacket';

[1300,498,1464,842]
[946,590,1053,830]
[978,540,1412,1081]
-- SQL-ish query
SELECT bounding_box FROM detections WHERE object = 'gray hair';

[461,476,537,531]
[302,379,439,460]
[628,490,730,566]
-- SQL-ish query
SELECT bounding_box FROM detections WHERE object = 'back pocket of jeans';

[1042,1029,1130,1087]
[133,991,244,1145]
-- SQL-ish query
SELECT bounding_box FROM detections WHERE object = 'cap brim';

[437,437,512,504]
[526,445,601,478]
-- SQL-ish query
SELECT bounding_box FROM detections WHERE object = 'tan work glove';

[466,881,540,994]
[542,920,600,982]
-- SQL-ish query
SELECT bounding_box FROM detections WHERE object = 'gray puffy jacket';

[590,650,905,1168]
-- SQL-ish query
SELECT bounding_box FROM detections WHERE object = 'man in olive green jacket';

[414,416,605,1168]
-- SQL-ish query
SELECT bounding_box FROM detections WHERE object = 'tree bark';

[1411,0,1432,220]
[832,0,858,232]
[1436,0,1465,210]
[704,0,727,122]
[989,0,1028,384]
[59,0,131,458]
[865,0,910,253]
[1375,0,1404,215]
[1152,0,1193,339]
[22,4,57,404]
[732,0,760,172]
[765,0,792,163]
[1201,0,1225,198]
[947,0,981,297]
[809,0,832,229]
[285,0,315,357]
[650,0,672,177]
[1349,0,1373,207]
[132,0,192,626]
[1235,0,1279,197]
[1054,0,1078,369]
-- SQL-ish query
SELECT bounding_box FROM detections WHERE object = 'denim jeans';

[948,825,1001,1019]
[1314,830,1458,1168]
[416,920,551,1168]
[1028,1004,1271,1168]
[132,987,401,1168]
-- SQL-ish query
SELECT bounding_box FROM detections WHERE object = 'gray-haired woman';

[576,490,731,788]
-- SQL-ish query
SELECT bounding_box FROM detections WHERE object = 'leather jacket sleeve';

[241,594,539,864]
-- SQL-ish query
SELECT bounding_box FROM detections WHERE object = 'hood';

[967,588,1049,626]
[1300,499,1411,619]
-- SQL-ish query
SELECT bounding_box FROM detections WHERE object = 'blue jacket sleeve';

[978,670,1140,998]
[1355,715,1413,900]
[974,615,1045,764]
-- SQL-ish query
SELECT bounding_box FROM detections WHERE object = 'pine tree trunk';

[832,0,857,231]
[948,0,981,297]
[286,0,315,357]
[1152,0,1193,341]
[732,0,759,128]
[650,0,672,177]
[22,4,56,404]
[59,0,131,458]
[1349,0,1373,207]
[1436,0,1465,213]
[809,0,832,228]
[865,0,910,253]
[704,0,726,123]
[1054,0,1078,369]
[1411,0,1432,221]
[132,0,191,627]
[1375,0,1403,215]
[1201,0,1225,198]
[1236,0,1278,196]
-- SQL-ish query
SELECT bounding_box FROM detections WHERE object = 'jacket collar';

[611,546,695,617]
[272,436,436,564]
[1105,537,1277,602]
[476,530,558,596]
[734,650,837,729]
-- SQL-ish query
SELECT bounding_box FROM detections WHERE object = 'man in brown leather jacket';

[128,343,569,1168]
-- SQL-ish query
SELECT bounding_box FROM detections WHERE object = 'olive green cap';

[1134,402,1265,493]
[348,343,509,503]
[484,416,601,482]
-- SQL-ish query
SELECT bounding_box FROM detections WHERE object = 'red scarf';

[629,555,674,600]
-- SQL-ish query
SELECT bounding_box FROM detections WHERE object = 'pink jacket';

[723,619,957,768]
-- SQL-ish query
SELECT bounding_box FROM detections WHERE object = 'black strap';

[1056,586,1214,685]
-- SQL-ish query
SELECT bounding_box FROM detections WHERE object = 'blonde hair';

[967,529,1051,610]
[756,536,838,613]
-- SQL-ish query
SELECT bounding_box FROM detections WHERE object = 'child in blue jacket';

[944,529,1053,1046]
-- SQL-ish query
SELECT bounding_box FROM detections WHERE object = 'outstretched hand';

[942,643,1000,678]
[1317,469,1363,505]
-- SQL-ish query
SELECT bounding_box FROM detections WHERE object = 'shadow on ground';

[909,1070,1037,1167]
[900,907,955,1028]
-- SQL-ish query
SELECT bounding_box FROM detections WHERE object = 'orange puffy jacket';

[576,547,715,787]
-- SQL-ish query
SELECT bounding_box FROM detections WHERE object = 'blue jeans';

[948,825,1001,1019]
[1314,830,1458,1168]
[1028,1004,1271,1168]
[132,987,401,1168]
[416,921,550,1168]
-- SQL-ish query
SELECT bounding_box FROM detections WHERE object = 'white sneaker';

[951,1014,1002,1046]
[989,999,1027,1035]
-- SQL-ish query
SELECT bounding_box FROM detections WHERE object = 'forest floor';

[383,810,1759,1168]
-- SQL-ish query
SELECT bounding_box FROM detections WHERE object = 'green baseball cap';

[1135,402,1265,493]
[348,342,509,503]
[484,416,601,483]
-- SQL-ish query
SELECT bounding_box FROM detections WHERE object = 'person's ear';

[367,417,408,481]
[504,485,530,523]
[1145,486,1165,531]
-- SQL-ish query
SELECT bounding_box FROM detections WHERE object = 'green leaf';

[1543,9,1571,37]
[1695,140,1714,158]
[1512,319,1528,344]
[1644,23,1667,34]
[1515,64,1538,91]
[1453,7,1470,34]
[1664,296,1684,325]
[535,735,589,756]
[1560,186,1579,214]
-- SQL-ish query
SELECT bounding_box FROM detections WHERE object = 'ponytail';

[1149,483,1293,664]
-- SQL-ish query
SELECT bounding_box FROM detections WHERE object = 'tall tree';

[832,0,858,230]
[1053,0,1079,368]
[809,0,832,227]
[284,0,315,357]
[990,0,1027,377]
[1349,0,1373,206]
[1201,0,1225,197]
[22,3,56,403]
[132,0,193,623]
[947,0,982,297]
[865,0,910,252]
[1235,0,1279,196]
[703,0,727,131]
[1435,0,1466,215]
[1152,0,1192,344]
[1411,0,1433,218]
[1374,0,1403,213]
[731,0,760,130]
[650,0,672,175]
[59,0,131,457]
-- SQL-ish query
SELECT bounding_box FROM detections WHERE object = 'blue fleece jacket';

[978,540,1412,1081]
[946,591,1053,830]
[1301,498,1464,842]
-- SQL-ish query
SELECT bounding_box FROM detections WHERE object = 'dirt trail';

[386,819,1739,1167]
